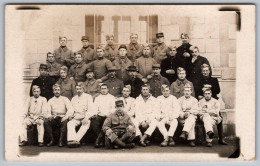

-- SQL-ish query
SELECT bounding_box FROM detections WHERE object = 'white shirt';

[46,96,74,118]
[178,95,199,116]
[23,96,47,118]
[94,93,115,117]
[157,95,181,119]
[198,97,220,116]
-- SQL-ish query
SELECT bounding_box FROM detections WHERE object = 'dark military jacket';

[147,75,170,98]
[77,46,95,64]
[153,42,168,64]
[104,77,124,97]
[127,43,143,62]
[112,57,134,83]
[46,61,61,82]
[68,61,89,82]
[104,45,118,62]
[56,77,77,100]
[197,76,220,100]
[54,46,74,68]
[160,56,180,84]
[124,77,144,98]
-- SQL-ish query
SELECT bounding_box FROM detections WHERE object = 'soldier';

[112,44,134,83]
[30,64,56,101]
[44,84,74,147]
[147,64,170,97]
[54,36,74,69]
[104,35,118,62]
[118,85,136,119]
[134,84,158,147]
[135,44,158,79]
[178,84,198,147]
[91,83,115,148]
[77,36,95,64]
[160,46,179,84]
[86,46,114,81]
[126,33,143,62]
[46,52,61,82]
[67,82,95,147]
[19,85,47,147]
[68,52,89,82]
[153,32,168,64]
[56,66,77,100]
[170,67,195,99]
[198,88,223,147]
[124,66,144,98]
[102,100,136,149]
[156,85,181,147]
[103,67,124,97]
[82,68,100,99]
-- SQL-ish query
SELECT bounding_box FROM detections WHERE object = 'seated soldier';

[178,84,198,147]
[170,67,195,99]
[134,84,158,147]
[156,85,181,147]
[44,84,74,147]
[67,82,95,147]
[91,83,115,148]
[102,100,136,149]
[19,85,47,147]
[198,86,223,147]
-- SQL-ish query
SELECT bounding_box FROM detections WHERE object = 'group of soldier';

[20,32,228,149]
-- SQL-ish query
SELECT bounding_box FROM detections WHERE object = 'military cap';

[161,84,169,91]
[100,83,108,88]
[108,66,118,72]
[177,67,186,73]
[106,34,114,40]
[60,66,68,73]
[124,85,131,91]
[127,66,137,71]
[168,45,177,50]
[32,85,40,91]
[76,82,85,88]
[130,33,138,37]
[39,64,48,70]
[201,63,210,69]
[118,44,127,50]
[202,84,212,92]
[152,64,161,69]
[115,100,124,107]
[180,33,189,39]
[52,84,61,90]
[156,32,164,38]
[81,36,89,41]
[184,83,192,89]
[142,43,151,49]
[141,83,150,89]
[59,36,68,41]
[96,45,105,51]
[86,68,94,73]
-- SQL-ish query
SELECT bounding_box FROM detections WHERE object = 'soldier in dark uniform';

[83,68,100,100]
[30,64,56,101]
[126,33,143,62]
[153,32,168,64]
[102,100,136,149]
[124,66,144,98]
[77,36,95,64]
[46,52,61,82]
[104,35,118,62]
[104,67,124,97]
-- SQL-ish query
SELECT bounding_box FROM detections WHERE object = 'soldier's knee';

[127,125,135,133]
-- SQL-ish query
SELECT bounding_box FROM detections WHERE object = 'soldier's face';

[116,105,124,113]
[59,38,67,47]
[202,67,210,77]
[108,71,116,78]
[53,87,61,97]
[75,54,83,63]
[60,70,67,79]
[86,72,94,79]
[178,71,186,80]
[96,49,104,58]
[192,48,199,57]
[128,71,137,77]
[184,88,192,97]
[122,88,130,97]
[119,48,127,58]
[32,88,41,98]
[181,35,189,44]
[141,87,150,96]
[82,40,89,47]
[100,86,108,95]
[204,91,212,101]
[152,68,161,75]
[130,35,138,44]
[169,48,177,56]
[76,86,84,96]
[162,88,170,98]
[107,37,114,45]
[156,37,164,44]
[39,69,47,76]
[143,47,151,56]
[47,54,55,63]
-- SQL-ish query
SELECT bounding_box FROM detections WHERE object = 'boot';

[189,140,196,147]
[19,141,27,147]
[180,131,188,140]
[168,137,175,147]
[160,136,169,147]
[125,143,135,149]
[119,133,129,142]
[140,134,148,147]
[94,132,103,148]
[46,135,54,147]
[206,142,213,147]
[217,122,228,145]
[58,131,65,147]
[207,131,214,139]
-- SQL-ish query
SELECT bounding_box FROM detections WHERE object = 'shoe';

[207,131,214,139]
[46,139,54,147]
[38,142,44,147]
[168,137,175,147]
[180,131,187,140]
[140,134,148,147]
[219,139,228,145]
[58,140,64,147]
[67,141,80,148]
[19,141,27,147]
[94,133,103,148]
[160,137,169,147]
[189,141,196,147]
[206,142,213,147]
[113,145,119,149]
[125,143,135,149]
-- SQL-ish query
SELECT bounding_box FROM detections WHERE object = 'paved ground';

[19,137,240,158]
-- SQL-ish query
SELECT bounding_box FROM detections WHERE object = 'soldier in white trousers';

[20,85,47,147]
[198,86,222,147]
[178,84,199,147]
[156,85,181,147]
[67,82,95,147]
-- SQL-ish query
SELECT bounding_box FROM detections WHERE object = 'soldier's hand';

[82,118,89,126]
[96,79,102,83]
[147,75,153,79]
[106,129,113,136]
[61,116,68,122]
[184,112,190,118]
[142,78,148,83]
[186,106,191,110]
[70,77,74,81]
[183,52,190,57]
[166,69,175,74]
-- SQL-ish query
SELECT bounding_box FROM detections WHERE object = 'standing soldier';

[102,100,136,149]
[104,35,118,62]
[19,85,47,147]
[178,84,198,147]
[153,32,168,64]
[46,52,61,82]
[56,66,77,100]
[30,64,56,101]
[44,84,74,147]
[170,67,195,99]
[54,36,74,69]
[103,67,124,97]
[127,33,143,62]
[68,53,89,82]
[156,85,181,147]
[147,64,170,98]
[82,68,100,99]
[77,36,95,64]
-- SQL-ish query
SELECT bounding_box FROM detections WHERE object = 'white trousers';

[202,113,221,143]
[179,114,196,140]
[157,118,178,139]
[67,119,90,142]
[133,118,157,136]
[20,118,44,143]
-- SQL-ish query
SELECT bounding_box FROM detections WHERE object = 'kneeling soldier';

[198,86,222,147]
[102,100,136,149]
[156,85,181,147]
[178,84,198,147]
[67,82,95,147]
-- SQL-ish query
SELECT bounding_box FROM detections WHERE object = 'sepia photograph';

[5,4,255,162]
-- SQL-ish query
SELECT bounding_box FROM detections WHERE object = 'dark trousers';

[90,115,106,136]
